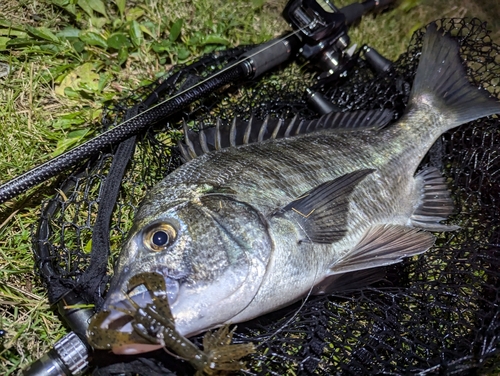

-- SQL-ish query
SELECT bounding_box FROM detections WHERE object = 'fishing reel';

[282,0,394,114]
[284,0,350,78]
[284,0,393,79]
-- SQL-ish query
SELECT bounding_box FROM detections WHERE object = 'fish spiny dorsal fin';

[294,119,307,135]
[177,108,394,163]
[198,128,210,154]
[215,118,222,150]
[258,116,269,142]
[271,118,283,139]
[243,116,253,145]
[229,117,237,147]
[305,118,318,133]
[180,120,197,162]
[178,142,191,163]
[284,115,299,137]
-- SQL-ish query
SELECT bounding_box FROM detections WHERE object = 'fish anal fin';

[411,167,459,231]
[329,224,435,274]
[279,169,374,244]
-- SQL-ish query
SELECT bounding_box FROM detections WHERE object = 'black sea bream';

[88,24,500,355]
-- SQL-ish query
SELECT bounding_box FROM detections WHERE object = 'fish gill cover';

[34,18,500,375]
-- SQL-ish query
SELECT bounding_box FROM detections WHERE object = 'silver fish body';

[89,24,500,355]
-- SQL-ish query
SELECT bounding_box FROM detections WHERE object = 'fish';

[87,23,500,357]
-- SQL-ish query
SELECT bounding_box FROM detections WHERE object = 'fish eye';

[144,223,177,252]
[153,231,168,246]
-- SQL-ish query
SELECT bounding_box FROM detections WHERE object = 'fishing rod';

[21,0,394,375]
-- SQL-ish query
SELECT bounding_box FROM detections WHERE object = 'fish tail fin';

[408,23,500,129]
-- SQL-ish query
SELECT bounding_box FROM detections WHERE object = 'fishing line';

[253,221,320,349]
[118,26,309,118]
[253,286,316,348]
[74,26,308,140]
[161,347,187,362]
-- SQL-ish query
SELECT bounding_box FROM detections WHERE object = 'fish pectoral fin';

[278,169,374,244]
[411,167,460,231]
[329,224,435,274]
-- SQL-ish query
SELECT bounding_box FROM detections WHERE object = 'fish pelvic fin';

[407,23,500,129]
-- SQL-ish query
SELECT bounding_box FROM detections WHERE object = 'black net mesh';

[33,18,500,375]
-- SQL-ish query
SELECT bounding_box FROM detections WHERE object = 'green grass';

[0,0,499,374]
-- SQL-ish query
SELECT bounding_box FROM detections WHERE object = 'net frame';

[33,18,500,375]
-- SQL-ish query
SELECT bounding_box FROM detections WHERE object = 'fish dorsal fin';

[178,109,394,162]
[276,169,374,244]
[410,167,459,231]
[329,224,436,274]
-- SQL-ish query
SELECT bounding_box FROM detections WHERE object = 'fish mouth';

[87,274,180,354]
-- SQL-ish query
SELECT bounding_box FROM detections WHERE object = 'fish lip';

[97,276,180,337]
